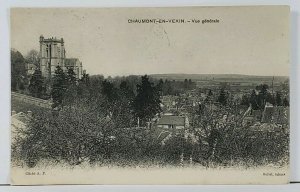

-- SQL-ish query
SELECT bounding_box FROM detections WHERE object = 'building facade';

[39,35,83,79]
[65,58,83,79]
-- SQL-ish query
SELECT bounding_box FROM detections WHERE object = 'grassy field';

[11,96,50,114]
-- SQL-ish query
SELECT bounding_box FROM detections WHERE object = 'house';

[261,105,289,124]
[261,103,274,123]
[156,115,189,129]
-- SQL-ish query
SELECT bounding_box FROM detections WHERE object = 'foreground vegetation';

[11,72,289,169]
[12,105,289,168]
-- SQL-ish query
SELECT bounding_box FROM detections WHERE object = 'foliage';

[205,89,214,104]
[189,103,289,167]
[12,74,289,168]
[51,66,68,109]
[159,78,196,96]
[66,68,77,86]
[133,75,161,125]
[80,73,90,85]
[240,85,289,108]
[217,88,228,106]
[256,84,275,109]
[11,49,27,91]
[28,69,45,98]
[102,80,119,103]
[76,74,90,99]
[25,49,40,67]
[283,97,289,106]
[275,91,283,106]
[113,81,135,128]
[14,100,158,167]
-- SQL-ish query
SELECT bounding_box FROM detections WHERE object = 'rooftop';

[40,35,64,43]
[65,58,81,67]
[157,115,185,126]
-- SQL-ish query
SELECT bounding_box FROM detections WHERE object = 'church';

[39,35,83,79]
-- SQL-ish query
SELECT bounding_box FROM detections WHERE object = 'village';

[11,35,290,168]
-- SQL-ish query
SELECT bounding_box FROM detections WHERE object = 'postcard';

[10,6,290,184]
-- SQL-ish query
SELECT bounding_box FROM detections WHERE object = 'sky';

[10,6,289,77]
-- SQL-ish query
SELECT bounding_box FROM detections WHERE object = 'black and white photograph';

[10,6,290,184]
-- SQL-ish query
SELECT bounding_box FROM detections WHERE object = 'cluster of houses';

[153,84,289,143]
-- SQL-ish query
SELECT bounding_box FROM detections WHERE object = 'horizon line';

[89,73,289,78]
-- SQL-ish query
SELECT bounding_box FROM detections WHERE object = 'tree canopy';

[11,49,27,91]
[28,69,45,98]
[133,75,161,126]
[51,66,68,109]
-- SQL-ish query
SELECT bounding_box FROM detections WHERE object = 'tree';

[88,75,104,99]
[119,81,134,99]
[184,79,188,89]
[133,75,161,126]
[157,79,164,95]
[249,90,259,110]
[240,94,250,106]
[114,81,135,128]
[77,73,90,98]
[16,100,118,166]
[98,80,120,118]
[283,97,289,106]
[11,49,27,91]
[188,79,192,88]
[162,79,173,95]
[80,73,90,85]
[28,69,45,98]
[63,68,82,106]
[275,91,283,106]
[51,66,67,109]
[256,84,269,109]
[102,80,119,103]
[66,68,77,86]
[217,88,228,106]
[25,49,39,67]
[205,89,214,104]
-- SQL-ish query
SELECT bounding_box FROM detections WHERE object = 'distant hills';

[149,74,288,83]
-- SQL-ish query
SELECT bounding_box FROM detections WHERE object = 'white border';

[0,0,299,187]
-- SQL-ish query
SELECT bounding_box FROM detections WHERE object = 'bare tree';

[25,49,40,67]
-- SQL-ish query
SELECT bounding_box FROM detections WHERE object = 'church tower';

[39,35,66,78]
